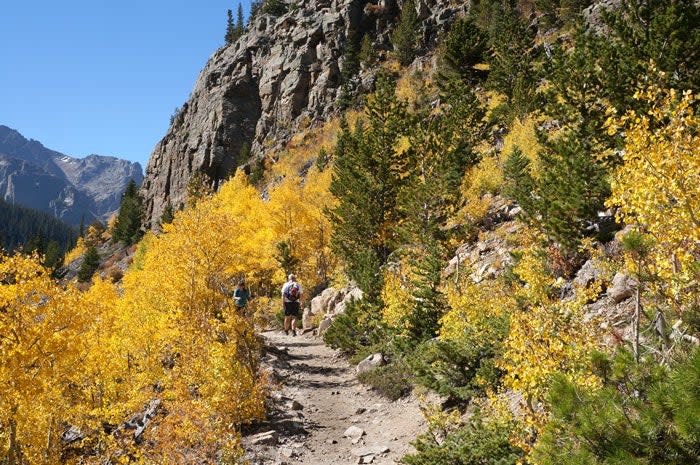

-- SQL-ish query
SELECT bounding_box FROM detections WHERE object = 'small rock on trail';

[242,331,425,465]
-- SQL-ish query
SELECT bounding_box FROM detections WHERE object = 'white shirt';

[281,280,303,303]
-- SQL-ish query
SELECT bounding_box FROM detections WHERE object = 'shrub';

[402,411,522,465]
[409,336,503,403]
[323,299,386,355]
[357,360,413,401]
[533,349,700,465]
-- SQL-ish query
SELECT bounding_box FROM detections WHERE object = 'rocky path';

[242,331,426,465]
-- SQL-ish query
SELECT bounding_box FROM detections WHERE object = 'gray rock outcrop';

[141,0,467,227]
[308,284,364,334]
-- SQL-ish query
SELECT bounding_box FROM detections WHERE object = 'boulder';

[123,399,161,441]
[574,258,605,288]
[356,353,385,375]
[343,426,365,440]
[318,316,333,334]
[608,272,636,304]
[311,287,340,315]
[61,425,84,445]
[302,307,314,330]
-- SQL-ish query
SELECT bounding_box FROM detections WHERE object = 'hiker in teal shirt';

[233,280,250,314]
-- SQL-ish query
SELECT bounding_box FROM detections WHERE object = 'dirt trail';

[243,331,426,465]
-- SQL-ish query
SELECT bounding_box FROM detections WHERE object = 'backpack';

[284,282,300,302]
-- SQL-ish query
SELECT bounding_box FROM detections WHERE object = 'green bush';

[323,299,386,355]
[260,0,287,17]
[409,335,504,403]
[533,349,700,465]
[77,246,100,283]
[357,361,413,401]
[402,410,522,465]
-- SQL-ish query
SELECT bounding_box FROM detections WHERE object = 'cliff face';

[140,0,464,227]
[0,125,143,225]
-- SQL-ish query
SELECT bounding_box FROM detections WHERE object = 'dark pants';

[284,301,301,317]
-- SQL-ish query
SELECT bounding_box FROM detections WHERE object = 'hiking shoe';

[292,330,297,337]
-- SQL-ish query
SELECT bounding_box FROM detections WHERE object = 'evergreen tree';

[337,30,361,109]
[79,215,85,238]
[112,179,144,246]
[534,349,700,465]
[260,0,288,17]
[236,3,245,36]
[485,2,540,118]
[225,9,236,44]
[437,16,488,88]
[78,245,100,282]
[358,33,376,67]
[315,148,330,172]
[404,410,521,465]
[532,131,610,251]
[161,202,175,226]
[328,75,411,297]
[502,147,536,219]
[603,0,700,95]
[43,240,62,269]
[391,0,419,66]
[275,240,299,276]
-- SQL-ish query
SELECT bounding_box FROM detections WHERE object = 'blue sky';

[1,1,251,167]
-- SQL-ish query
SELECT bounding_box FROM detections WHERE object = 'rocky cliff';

[0,125,143,225]
[141,0,465,227]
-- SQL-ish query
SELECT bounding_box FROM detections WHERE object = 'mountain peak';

[0,125,143,225]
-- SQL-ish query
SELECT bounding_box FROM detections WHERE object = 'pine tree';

[236,3,245,36]
[437,16,488,88]
[391,0,419,66]
[275,240,300,276]
[260,0,287,17]
[78,245,100,282]
[485,3,540,118]
[502,147,536,219]
[161,202,175,226]
[79,215,85,237]
[43,240,62,269]
[603,0,700,94]
[532,131,610,251]
[225,9,236,44]
[358,33,376,67]
[337,29,361,109]
[534,350,700,465]
[328,75,411,297]
[112,179,144,245]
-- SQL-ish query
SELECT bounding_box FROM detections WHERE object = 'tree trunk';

[633,282,641,363]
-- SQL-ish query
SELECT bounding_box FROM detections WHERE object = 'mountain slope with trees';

[1,0,699,464]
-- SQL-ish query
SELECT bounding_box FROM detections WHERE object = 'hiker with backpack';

[281,274,303,336]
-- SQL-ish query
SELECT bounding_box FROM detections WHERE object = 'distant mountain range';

[0,125,143,225]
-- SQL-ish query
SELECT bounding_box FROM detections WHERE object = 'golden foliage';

[440,278,514,343]
[500,115,542,172]
[63,236,87,264]
[381,266,414,329]
[606,83,700,306]
[496,240,602,451]
[454,156,503,226]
